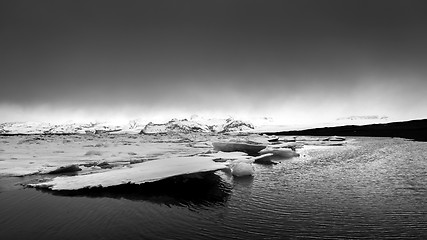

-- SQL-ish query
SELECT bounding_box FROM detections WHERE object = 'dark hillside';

[265,119,427,142]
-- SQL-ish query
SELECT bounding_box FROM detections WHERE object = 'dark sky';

[1,0,427,124]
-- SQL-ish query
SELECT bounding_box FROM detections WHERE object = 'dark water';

[1,137,426,239]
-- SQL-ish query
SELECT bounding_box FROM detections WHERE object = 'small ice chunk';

[84,150,103,156]
[259,148,299,158]
[253,153,277,165]
[212,142,266,156]
[231,162,254,177]
[48,164,81,174]
[203,151,250,162]
[323,136,346,141]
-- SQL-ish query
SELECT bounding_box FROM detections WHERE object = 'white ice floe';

[212,142,267,156]
[202,151,251,162]
[259,148,300,158]
[0,135,204,177]
[230,162,254,177]
[322,136,346,141]
[29,156,228,190]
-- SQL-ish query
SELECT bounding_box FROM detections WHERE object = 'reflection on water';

[232,175,254,189]
[1,137,427,239]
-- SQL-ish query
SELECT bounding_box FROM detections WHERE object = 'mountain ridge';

[0,117,256,135]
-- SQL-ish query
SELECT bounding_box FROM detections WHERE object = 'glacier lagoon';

[1,135,426,239]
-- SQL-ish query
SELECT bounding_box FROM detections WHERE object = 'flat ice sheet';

[29,156,228,190]
[0,134,207,176]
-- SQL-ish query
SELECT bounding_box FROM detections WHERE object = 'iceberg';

[29,156,228,190]
[201,151,251,162]
[212,142,266,156]
[253,153,277,165]
[230,162,254,177]
[47,164,82,174]
[259,148,300,158]
[322,136,346,141]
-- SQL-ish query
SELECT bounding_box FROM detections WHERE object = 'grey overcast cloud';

[1,0,427,124]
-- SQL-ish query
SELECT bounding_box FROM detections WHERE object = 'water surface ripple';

[1,137,426,239]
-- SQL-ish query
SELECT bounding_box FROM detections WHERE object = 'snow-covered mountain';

[0,117,256,135]
[141,119,211,134]
[141,118,255,134]
[1,114,397,135]
[0,121,126,135]
[213,118,255,133]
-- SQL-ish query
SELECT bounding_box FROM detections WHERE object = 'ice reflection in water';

[44,172,232,208]
[1,137,426,239]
